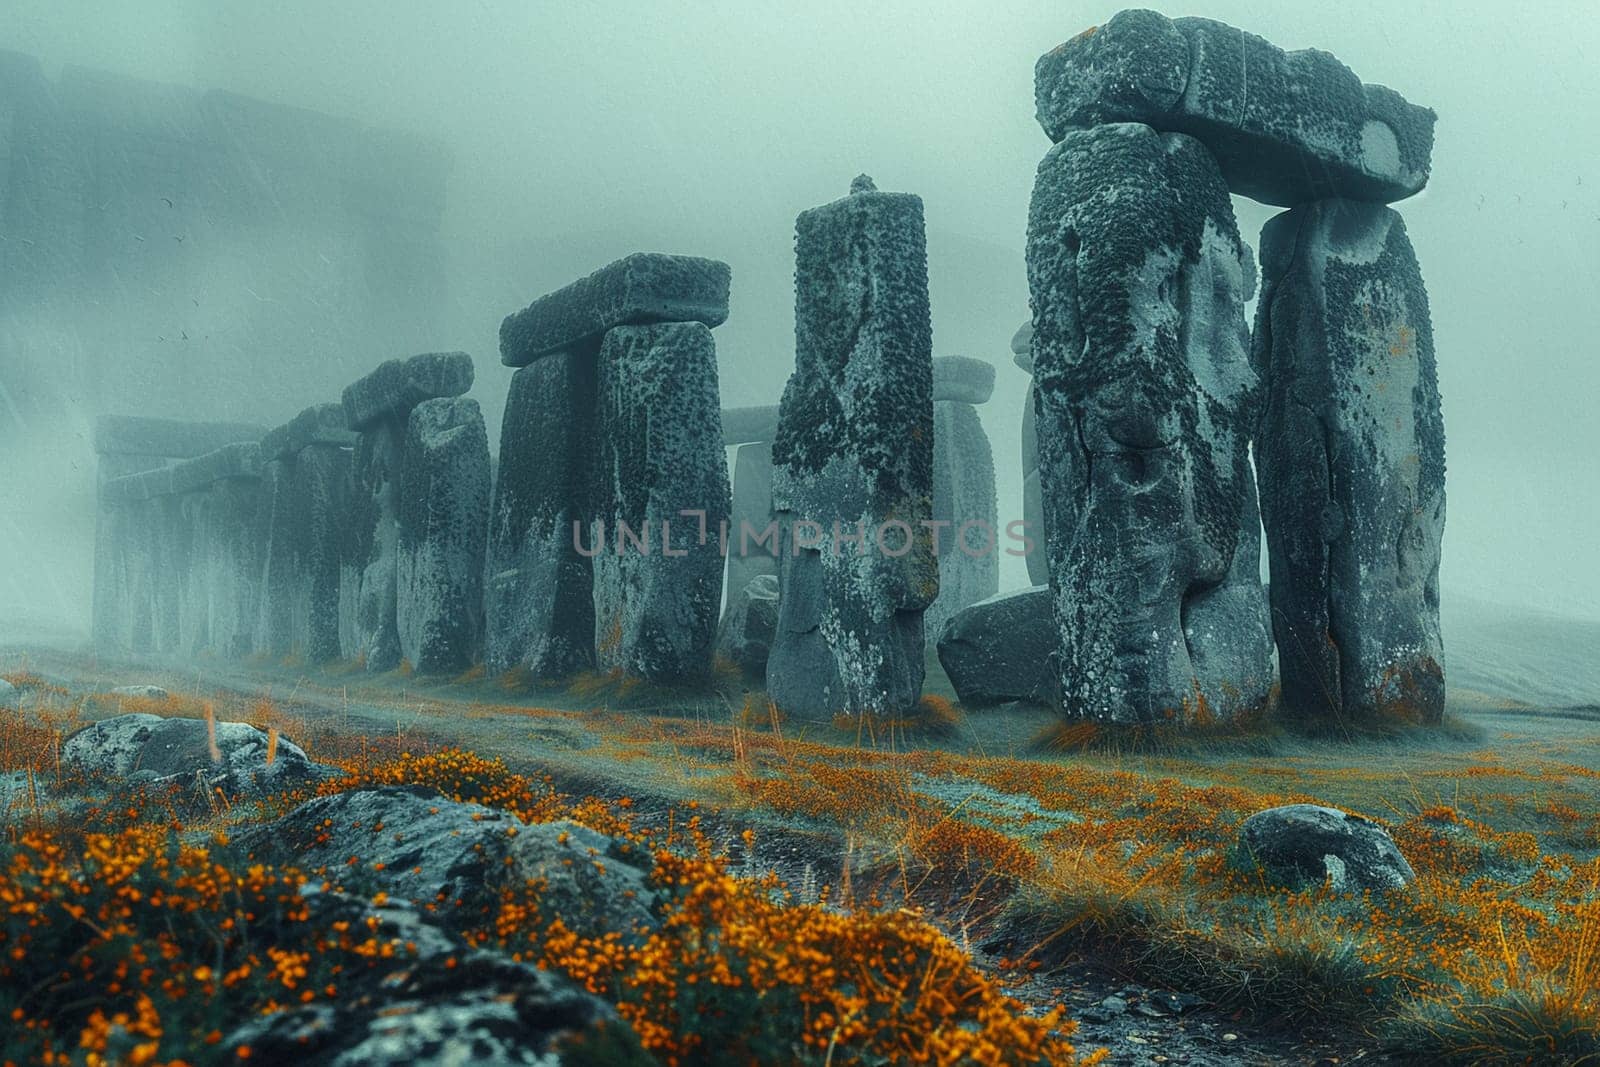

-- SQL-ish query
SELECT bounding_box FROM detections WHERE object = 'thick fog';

[3,0,1598,639]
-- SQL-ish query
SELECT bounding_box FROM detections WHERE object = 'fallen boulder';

[716,574,780,680]
[935,587,1057,707]
[59,713,327,797]
[1233,804,1415,893]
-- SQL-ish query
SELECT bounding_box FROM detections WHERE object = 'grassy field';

[3,647,1599,1064]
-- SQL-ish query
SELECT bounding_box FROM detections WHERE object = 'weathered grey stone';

[109,685,169,699]
[190,476,263,657]
[221,888,650,1066]
[350,420,406,670]
[93,415,266,459]
[484,352,597,680]
[341,352,474,432]
[260,402,357,462]
[1035,9,1436,206]
[289,443,355,663]
[1233,804,1415,893]
[721,404,781,445]
[724,442,777,601]
[397,397,491,674]
[925,400,999,642]
[1026,123,1272,724]
[769,179,936,719]
[591,322,730,683]
[161,441,263,496]
[254,458,297,658]
[1254,198,1445,724]
[0,679,18,710]
[1020,385,1048,585]
[932,356,996,404]
[504,820,659,941]
[716,573,780,679]
[500,253,731,367]
[936,586,1058,707]
[60,713,326,796]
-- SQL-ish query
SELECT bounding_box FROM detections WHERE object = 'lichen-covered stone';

[925,400,999,642]
[932,356,996,404]
[397,397,491,674]
[1254,198,1445,724]
[1233,804,1416,893]
[484,351,598,680]
[1035,10,1436,206]
[1026,122,1272,723]
[1010,320,1035,374]
[1019,384,1049,585]
[725,441,777,601]
[591,322,730,683]
[721,404,780,445]
[716,573,779,679]
[260,402,356,462]
[769,180,936,719]
[935,586,1058,707]
[350,420,406,670]
[341,352,474,432]
[288,443,354,664]
[500,253,731,367]
[60,713,326,797]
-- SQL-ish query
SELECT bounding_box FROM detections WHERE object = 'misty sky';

[6,0,1600,622]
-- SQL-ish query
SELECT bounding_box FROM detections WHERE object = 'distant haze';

[3,1,1598,629]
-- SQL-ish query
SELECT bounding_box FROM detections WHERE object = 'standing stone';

[343,352,474,671]
[484,351,599,680]
[724,441,777,603]
[1011,323,1050,586]
[716,574,780,680]
[254,458,297,659]
[1254,199,1445,724]
[197,455,265,658]
[1034,10,1436,206]
[396,397,491,674]
[591,322,731,684]
[769,177,936,719]
[926,357,999,642]
[1027,123,1271,724]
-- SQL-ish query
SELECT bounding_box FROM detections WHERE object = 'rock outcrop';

[935,586,1058,708]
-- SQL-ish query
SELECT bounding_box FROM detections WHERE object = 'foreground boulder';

[234,786,659,937]
[935,587,1057,708]
[59,713,327,796]
[1233,804,1416,893]
[1035,9,1436,206]
[223,888,649,1066]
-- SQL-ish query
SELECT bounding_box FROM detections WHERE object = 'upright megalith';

[397,397,491,674]
[485,352,599,680]
[1011,322,1050,586]
[1254,199,1445,724]
[926,356,999,643]
[499,253,731,367]
[1026,123,1271,723]
[343,352,474,671]
[591,322,731,683]
[258,404,355,664]
[768,176,936,719]
[1035,10,1437,206]
[187,445,265,659]
[721,405,783,603]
